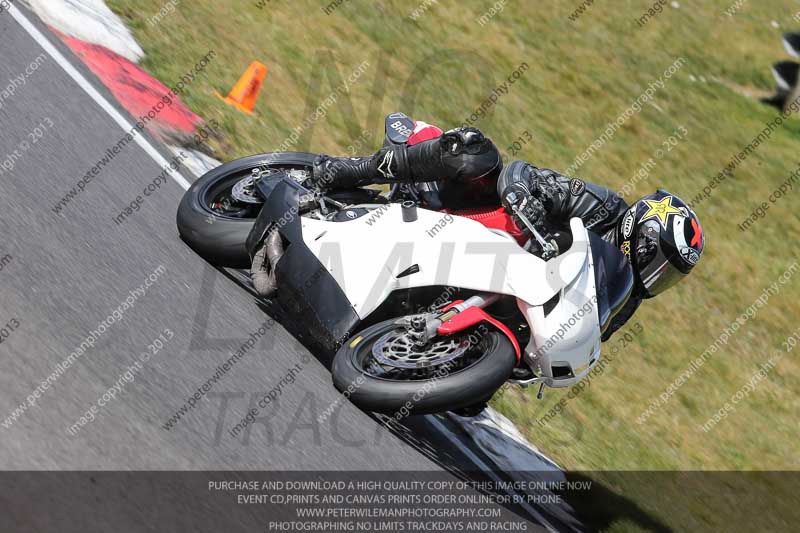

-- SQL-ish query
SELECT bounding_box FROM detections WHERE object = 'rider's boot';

[312,127,502,190]
[312,150,397,190]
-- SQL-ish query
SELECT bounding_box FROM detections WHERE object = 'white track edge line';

[10,10,561,532]
[8,4,193,190]
[426,415,560,533]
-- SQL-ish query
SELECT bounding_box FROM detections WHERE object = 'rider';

[312,118,705,341]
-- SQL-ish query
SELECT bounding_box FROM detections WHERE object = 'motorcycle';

[177,113,628,415]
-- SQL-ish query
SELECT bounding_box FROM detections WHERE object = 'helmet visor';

[635,220,687,297]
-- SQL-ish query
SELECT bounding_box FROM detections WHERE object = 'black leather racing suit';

[315,126,641,340]
[496,160,641,341]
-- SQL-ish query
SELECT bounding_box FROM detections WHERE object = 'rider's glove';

[501,181,546,235]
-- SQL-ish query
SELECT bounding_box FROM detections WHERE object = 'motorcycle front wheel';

[332,319,516,416]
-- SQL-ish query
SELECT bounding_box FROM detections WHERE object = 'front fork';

[406,293,522,364]
[406,293,500,346]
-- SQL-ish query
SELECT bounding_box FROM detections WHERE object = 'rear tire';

[332,319,516,415]
[176,152,316,268]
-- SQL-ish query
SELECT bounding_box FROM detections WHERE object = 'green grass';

[107,0,800,529]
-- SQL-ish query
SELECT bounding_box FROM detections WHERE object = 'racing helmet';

[615,190,704,298]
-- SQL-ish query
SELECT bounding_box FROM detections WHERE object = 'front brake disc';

[371,329,470,369]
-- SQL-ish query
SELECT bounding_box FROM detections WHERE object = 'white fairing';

[518,230,601,388]
[301,205,601,388]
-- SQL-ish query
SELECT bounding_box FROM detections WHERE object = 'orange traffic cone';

[215,61,268,114]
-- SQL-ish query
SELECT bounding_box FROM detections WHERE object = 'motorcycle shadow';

[222,266,669,532]
[377,410,672,533]
[220,267,339,367]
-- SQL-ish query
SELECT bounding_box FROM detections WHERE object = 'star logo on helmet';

[641,196,683,229]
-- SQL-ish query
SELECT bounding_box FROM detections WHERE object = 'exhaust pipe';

[251,230,284,297]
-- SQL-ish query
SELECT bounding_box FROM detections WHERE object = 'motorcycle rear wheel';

[332,319,516,416]
[176,152,317,268]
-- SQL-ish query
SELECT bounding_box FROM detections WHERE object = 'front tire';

[176,152,316,268]
[332,319,516,415]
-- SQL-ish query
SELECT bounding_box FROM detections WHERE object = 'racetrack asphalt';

[0,5,581,531]
[0,2,434,473]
